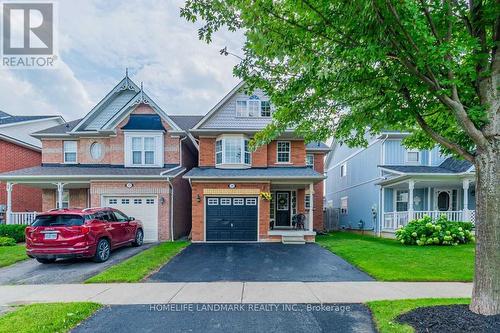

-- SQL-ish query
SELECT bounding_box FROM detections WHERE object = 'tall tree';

[181,0,500,314]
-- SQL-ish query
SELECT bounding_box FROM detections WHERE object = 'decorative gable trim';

[71,74,140,133]
[101,85,182,133]
[192,80,246,130]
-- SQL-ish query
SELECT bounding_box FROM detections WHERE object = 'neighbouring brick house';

[0,111,65,223]
[0,75,199,242]
[184,80,330,243]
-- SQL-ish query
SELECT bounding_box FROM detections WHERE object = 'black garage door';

[206,197,258,241]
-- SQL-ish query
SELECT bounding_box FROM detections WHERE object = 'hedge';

[0,225,27,243]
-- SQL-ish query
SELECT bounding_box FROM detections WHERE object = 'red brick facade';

[0,139,42,213]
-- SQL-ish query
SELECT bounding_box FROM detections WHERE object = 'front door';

[275,191,291,226]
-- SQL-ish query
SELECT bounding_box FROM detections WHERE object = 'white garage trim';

[102,194,159,242]
[202,195,260,243]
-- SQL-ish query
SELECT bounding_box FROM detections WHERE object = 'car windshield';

[32,214,84,227]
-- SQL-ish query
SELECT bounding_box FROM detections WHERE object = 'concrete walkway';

[0,282,472,305]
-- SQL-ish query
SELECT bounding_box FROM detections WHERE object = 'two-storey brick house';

[0,74,199,242]
[184,81,329,243]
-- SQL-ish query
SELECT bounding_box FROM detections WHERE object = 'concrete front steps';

[281,235,306,244]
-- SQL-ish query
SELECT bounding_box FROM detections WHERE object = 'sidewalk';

[0,282,472,305]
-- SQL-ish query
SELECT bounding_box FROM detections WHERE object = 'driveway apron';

[0,243,154,285]
[147,243,373,282]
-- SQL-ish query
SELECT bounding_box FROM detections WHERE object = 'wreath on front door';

[278,197,287,206]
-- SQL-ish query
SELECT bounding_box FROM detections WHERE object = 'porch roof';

[183,167,325,182]
[0,164,184,181]
[379,157,473,175]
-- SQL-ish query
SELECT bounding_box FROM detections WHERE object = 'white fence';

[383,210,475,231]
[9,212,37,225]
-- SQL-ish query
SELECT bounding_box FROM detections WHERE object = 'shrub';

[0,236,16,246]
[395,215,474,246]
[0,225,27,242]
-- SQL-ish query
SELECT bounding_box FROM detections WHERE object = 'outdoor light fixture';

[196,194,201,202]
[160,197,165,205]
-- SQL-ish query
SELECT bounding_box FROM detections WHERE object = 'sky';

[0,0,244,121]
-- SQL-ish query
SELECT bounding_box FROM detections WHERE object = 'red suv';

[25,207,144,264]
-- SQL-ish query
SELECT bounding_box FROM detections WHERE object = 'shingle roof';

[0,110,11,118]
[184,167,325,180]
[305,141,330,150]
[0,164,183,179]
[33,119,82,135]
[121,114,165,131]
[380,157,473,174]
[0,115,59,126]
[169,115,204,131]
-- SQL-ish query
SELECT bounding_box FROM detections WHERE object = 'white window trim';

[405,149,420,164]
[394,190,409,212]
[215,134,251,168]
[235,98,272,118]
[57,190,70,208]
[63,141,78,164]
[306,154,314,167]
[124,131,164,168]
[340,163,347,177]
[305,193,312,210]
[340,196,348,215]
[276,141,291,164]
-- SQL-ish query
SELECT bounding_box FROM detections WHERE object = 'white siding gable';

[201,88,274,129]
[85,90,137,130]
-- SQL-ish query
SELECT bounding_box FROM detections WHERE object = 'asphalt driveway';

[73,303,376,333]
[0,243,154,285]
[147,243,373,282]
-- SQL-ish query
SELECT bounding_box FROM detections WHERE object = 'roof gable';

[193,80,274,130]
[70,74,182,133]
[71,74,140,132]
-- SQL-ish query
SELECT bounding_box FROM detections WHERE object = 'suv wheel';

[94,238,111,263]
[132,229,144,247]
[36,258,56,264]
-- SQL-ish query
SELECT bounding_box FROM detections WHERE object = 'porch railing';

[9,212,38,225]
[382,210,475,231]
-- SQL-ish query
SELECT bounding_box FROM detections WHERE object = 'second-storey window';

[260,101,271,117]
[215,135,251,166]
[340,163,347,177]
[277,141,291,163]
[131,136,157,166]
[235,98,272,117]
[406,150,420,163]
[63,141,77,163]
[235,101,247,117]
[306,154,314,167]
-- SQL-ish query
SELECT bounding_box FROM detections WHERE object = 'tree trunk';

[470,139,500,315]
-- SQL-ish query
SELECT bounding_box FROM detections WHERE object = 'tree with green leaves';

[181,0,499,314]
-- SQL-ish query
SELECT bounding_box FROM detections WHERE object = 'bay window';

[215,135,251,167]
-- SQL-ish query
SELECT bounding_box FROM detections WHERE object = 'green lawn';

[86,241,189,283]
[367,298,470,333]
[0,302,101,333]
[0,245,28,268]
[316,232,474,281]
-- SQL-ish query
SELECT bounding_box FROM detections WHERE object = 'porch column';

[308,183,314,231]
[56,182,65,209]
[463,179,470,221]
[5,182,14,224]
[408,180,415,221]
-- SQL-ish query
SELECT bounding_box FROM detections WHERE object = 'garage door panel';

[206,196,258,242]
[105,196,158,243]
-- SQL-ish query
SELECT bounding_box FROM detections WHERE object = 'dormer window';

[215,135,251,167]
[235,96,272,118]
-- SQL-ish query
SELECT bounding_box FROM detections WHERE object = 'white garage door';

[104,196,158,242]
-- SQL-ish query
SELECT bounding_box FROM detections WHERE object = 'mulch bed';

[396,304,500,333]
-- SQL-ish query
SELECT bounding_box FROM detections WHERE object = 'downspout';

[167,179,174,242]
